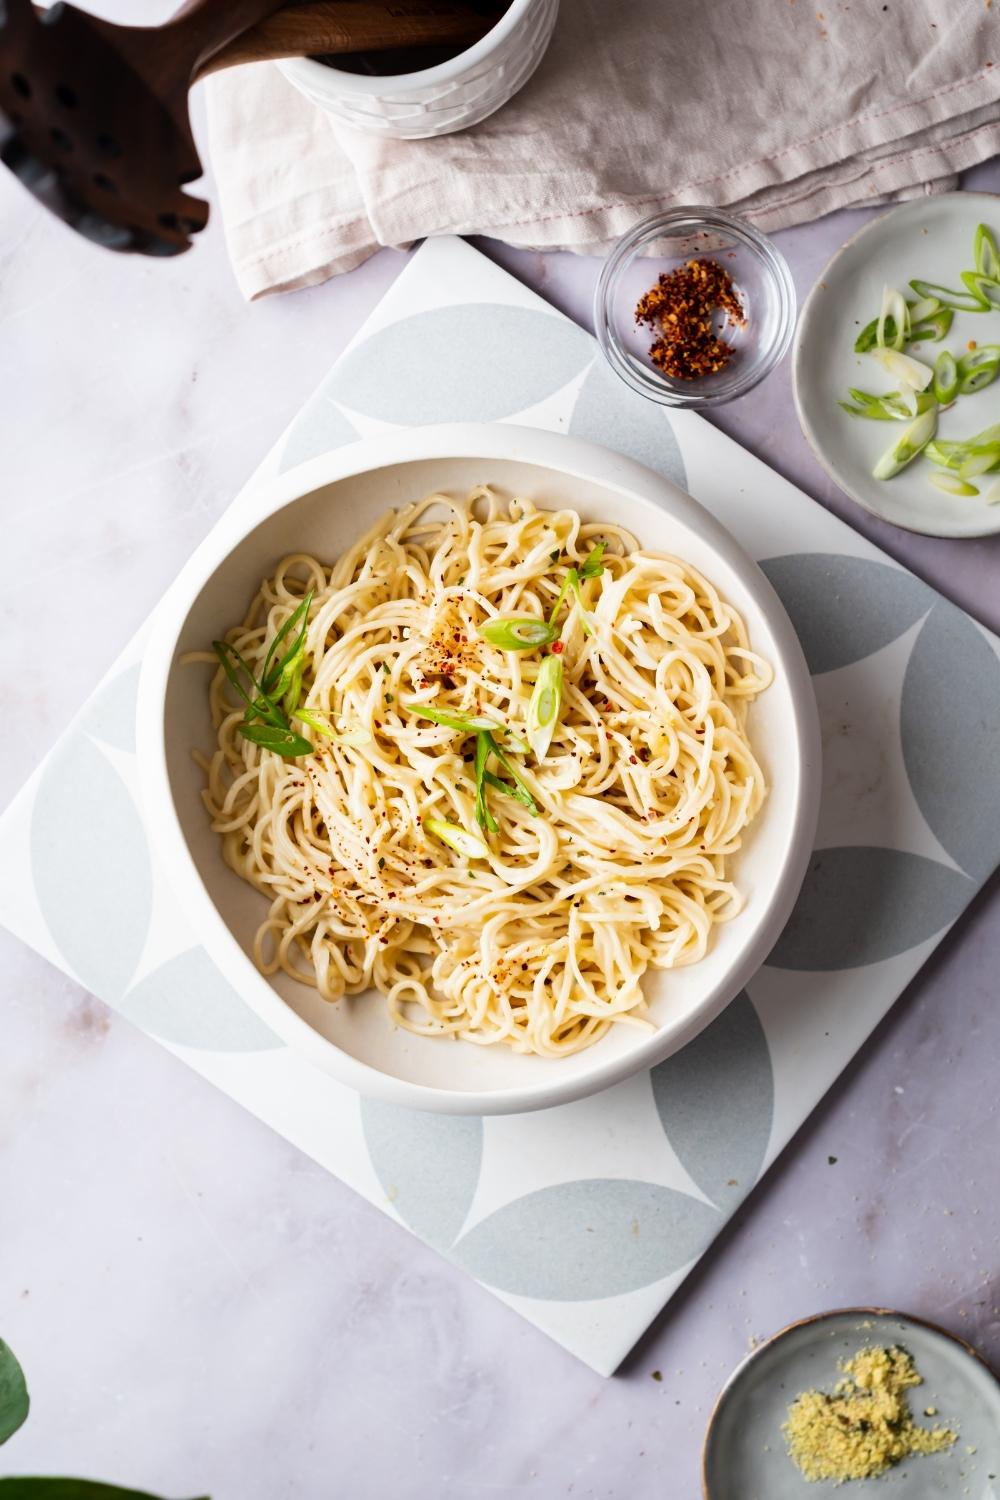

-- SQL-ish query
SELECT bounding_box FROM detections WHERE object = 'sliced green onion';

[909,277,989,313]
[484,732,539,815]
[928,472,980,498]
[238,722,315,758]
[260,592,314,698]
[958,343,1000,369]
[526,655,564,762]
[473,732,499,834]
[877,285,908,351]
[960,271,1000,310]
[839,389,935,421]
[869,347,933,390]
[926,437,1000,471]
[872,406,937,480]
[932,350,958,404]
[958,355,1000,395]
[424,817,489,861]
[477,616,559,651]
[909,308,953,343]
[579,541,607,579]
[959,450,1000,480]
[981,477,1000,505]
[403,703,503,733]
[483,768,537,813]
[974,224,1000,280]
[907,295,940,324]
[294,709,371,746]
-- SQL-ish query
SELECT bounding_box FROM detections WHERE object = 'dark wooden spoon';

[0,0,496,257]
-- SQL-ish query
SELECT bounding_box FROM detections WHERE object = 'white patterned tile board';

[2,238,998,1377]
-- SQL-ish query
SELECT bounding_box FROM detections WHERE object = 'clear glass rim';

[593,206,797,409]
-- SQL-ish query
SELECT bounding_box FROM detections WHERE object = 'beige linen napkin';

[206,0,1000,299]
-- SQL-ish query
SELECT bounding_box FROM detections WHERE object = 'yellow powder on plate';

[783,1344,957,1483]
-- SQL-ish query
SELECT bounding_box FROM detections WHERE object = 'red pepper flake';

[635,258,746,380]
[550,640,565,655]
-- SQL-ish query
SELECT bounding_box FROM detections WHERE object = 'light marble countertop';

[1,87,999,1497]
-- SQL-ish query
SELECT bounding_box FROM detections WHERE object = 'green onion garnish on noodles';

[473,732,499,834]
[932,350,959,404]
[476,616,559,650]
[236,722,315,757]
[526,654,564,762]
[423,817,489,861]
[260,591,314,700]
[484,732,539,815]
[403,703,504,732]
[872,407,937,480]
[975,224,1000,280]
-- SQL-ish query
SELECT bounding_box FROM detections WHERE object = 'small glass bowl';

[594,207,796,409]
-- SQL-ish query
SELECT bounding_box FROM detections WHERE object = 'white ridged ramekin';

[276,0,559,140]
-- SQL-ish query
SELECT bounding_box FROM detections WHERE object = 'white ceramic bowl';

[137,425,820,1115]
[277,0,559,140]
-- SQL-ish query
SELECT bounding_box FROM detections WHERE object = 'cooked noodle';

[191,488,771,1057]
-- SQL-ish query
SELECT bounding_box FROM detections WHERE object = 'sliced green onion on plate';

[958,354,1000,395]
[526,654,564,762]
[928,471,980,497]
[932,350,958,404]
[877,285,909,351]
[908,277,990,313]
[959,449,1000,480]
[975,224,1000,280]
[869,347,934,390]
[907,295,940,324]
[424,816,489,860]
[477,616,559,650]
[960,271,1000,310]
[872,406,937,480]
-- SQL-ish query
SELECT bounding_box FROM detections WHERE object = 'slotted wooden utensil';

[0,0,496,257]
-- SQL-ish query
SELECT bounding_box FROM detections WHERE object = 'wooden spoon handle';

[198,0,492,76]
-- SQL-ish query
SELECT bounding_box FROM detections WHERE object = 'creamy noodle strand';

[192,488,771,1057]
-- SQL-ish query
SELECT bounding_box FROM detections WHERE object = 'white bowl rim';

[277,0,538,95]
[136,423,821,1115]
[792,190,1000,541]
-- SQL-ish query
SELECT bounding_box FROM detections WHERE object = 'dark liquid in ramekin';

[316,1,509,77]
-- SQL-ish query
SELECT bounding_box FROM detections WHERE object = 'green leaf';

[0,1485,209,1500]
[238,723,314,758]
[0,1339,29,1446]
[483,769,537,812]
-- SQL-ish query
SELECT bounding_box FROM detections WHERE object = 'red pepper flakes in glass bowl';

[594,206,796,409]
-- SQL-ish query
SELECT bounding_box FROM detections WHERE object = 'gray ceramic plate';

[702,1308,1000,1499]
[793,192,1000,539]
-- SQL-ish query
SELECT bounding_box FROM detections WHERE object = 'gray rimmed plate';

[702,1307,1000,1498]
[793,192,1000,539]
